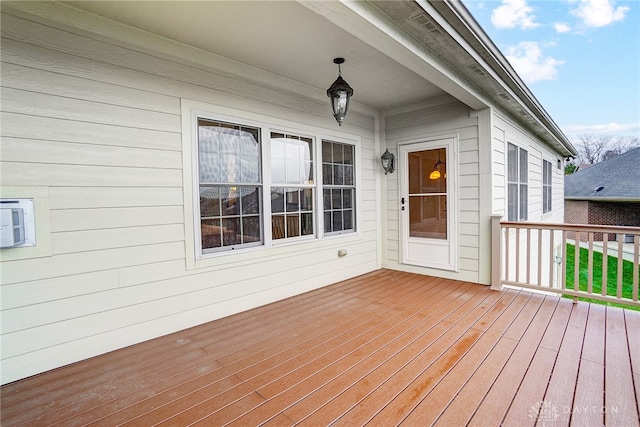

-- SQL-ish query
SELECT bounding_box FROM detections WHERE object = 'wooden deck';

[2,269,639,426]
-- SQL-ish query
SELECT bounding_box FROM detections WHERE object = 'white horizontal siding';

[492,112,566,223]
[0,6,379,384]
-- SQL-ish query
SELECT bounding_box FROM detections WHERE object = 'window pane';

[332,189,342,209]
[286,214,300,237]
[240,187,260,215]
[333,143,343,164]
[200,187,220,217]
[344,165,354,186]
[322,141,333,162]
[343,189,352,209]
[271,187,285,213]
[508,184,518,221]
[285,188,300,212]
[323,189,332,210]
[301,212,313,236]
[332,211,343,231]
[242,216,261,243]
[324,211,332,233]
[201,218,221,249]
[323,164,333,185]
[222,217,241,246]
[199,122,260,184]
[519,149,528,182]
[301,188,313,211]
[508,143,518,182]
[271,157,286,184]
[221,188,240,216]
[343,145,353,165]
[519,184,528,220]
[272,215,285,240]
[343,210,353,230]
[334,165,344,185]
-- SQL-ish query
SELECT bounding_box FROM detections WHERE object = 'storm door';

[399,138,457,271]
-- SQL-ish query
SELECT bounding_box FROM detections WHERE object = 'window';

[543,160,552,213]
[198,119,262,252]
[322,140,355,234]
[191,108,358,258]
[270,132,315,240]
[507,142,528,221]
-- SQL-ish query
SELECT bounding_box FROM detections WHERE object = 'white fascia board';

[300,0,488,111]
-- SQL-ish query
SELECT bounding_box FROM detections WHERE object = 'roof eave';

[425,0,578,157]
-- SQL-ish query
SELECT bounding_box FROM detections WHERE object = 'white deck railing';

[491,216,640,307]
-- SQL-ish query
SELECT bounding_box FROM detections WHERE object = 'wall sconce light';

[429,156,445,180]
[381,148,395,174]
[326,58,354,126]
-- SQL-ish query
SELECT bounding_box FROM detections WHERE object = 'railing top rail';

[500,221,640,234]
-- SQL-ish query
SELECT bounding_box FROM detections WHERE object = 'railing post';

[491,215,503,290]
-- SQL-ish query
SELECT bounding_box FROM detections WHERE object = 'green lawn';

[564,243,639,310]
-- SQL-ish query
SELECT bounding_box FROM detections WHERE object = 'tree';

[573,133,639,165]
[564,162,578,175]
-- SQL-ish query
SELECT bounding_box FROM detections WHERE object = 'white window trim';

[542,159,552,215]
[181,99,362,270]
[507,141,528,222]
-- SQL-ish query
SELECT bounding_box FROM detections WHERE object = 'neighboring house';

[0,1,576,384]
[565,147,640,240]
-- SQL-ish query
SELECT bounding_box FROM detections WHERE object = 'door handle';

[401,197,405,204]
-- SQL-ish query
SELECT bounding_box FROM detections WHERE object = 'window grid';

[198,119,262,252]
[196,115,357,255]
[322,140,355,234]
[543,160,552,214]
[270,131,315,240]
[507,142,528,222]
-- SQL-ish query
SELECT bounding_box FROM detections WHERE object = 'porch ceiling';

[60,0,446,111]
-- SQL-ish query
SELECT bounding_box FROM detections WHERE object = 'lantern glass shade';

[381,148,395,174]
[327,58,354,126]
[429,169,441,180]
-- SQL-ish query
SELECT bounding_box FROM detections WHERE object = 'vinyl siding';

[0,9,379,384]
[492,112,566,286]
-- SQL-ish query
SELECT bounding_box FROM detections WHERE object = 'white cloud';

[554,22,572,33]
[491,0,540,29]
[571,0,629,27]
[504,42,564,83]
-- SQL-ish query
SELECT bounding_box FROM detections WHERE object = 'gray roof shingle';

[565,147,640,201]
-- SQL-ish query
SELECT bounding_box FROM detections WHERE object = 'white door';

[399,138,457,271]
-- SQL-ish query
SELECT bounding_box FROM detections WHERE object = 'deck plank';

[331,289,514,426]
[1,270,638,427]
[604,307,639,426]
[401,292,545,426]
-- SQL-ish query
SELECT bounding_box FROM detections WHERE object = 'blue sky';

[463,0,640,143]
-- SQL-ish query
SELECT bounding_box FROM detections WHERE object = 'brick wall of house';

[565,200,589,225]
[564,200,640,241]
[588,202,640,227]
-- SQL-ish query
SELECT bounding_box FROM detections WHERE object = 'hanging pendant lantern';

[326,58,354,126]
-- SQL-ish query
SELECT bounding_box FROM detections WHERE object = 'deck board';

[1,269,638,427]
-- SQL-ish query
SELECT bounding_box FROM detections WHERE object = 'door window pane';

[407,148,447,240]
